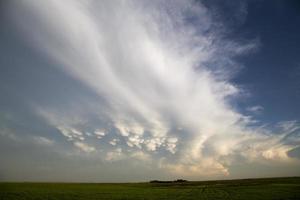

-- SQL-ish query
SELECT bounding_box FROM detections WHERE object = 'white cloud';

[246,105,264,114]
[130,151,151,162]
[33,136,54,146]
[57,126,85,141]
[106,148,123,161]
[277,120,298,132]
[127,135,144,149]
[109,139,119,146]
[262,147,290,161]
[166,137,178,154]
[144,137,165,152]
[159,157,230,177]
[94,129,106,139]
[74,141,95,153]
[9,0,300,178]
[115,121,145,137]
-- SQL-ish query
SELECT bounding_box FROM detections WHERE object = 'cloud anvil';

[0,0,299,182]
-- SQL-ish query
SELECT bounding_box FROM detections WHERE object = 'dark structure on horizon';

[150,179,188,183]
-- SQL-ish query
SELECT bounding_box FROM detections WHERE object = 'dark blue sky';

[203,0,300,124]
[237,0,300,123]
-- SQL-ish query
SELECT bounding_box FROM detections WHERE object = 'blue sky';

[203,0,300,124]
[0,0,299,182]
[232,0,300,123]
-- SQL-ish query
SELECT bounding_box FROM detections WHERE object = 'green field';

[1,177,300,200]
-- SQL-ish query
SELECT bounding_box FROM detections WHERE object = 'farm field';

[0,177,300,200]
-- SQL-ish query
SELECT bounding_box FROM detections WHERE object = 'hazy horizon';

[0,0,300,182]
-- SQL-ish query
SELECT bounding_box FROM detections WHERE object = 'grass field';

[1,177,300,200]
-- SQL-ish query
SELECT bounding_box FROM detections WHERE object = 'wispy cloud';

[7,0,300,179]
[246,105,264,114]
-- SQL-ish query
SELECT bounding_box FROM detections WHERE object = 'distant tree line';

[150,179,188,183]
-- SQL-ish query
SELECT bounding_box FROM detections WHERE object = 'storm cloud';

[0,0,299,181]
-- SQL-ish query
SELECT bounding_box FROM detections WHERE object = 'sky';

[0,0,299,182]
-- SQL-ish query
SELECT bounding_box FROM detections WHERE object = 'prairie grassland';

[0,177,300,200]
